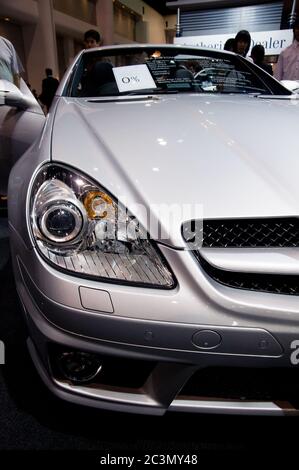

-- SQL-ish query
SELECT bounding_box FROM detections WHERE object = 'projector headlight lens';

[39,204,83,243]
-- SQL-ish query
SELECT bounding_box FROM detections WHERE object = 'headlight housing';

[29,164,175,289]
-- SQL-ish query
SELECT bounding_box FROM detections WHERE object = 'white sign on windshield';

[113,65,157,93]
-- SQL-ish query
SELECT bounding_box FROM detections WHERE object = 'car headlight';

[29,164,175,288]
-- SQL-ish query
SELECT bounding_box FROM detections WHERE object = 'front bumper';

[10,224,299,416]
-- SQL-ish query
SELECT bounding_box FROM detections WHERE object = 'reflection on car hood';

[52,94,299,247]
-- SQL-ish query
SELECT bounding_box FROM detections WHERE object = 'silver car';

[8,45,299,415]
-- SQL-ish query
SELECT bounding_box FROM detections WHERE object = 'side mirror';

[0,79,34,110]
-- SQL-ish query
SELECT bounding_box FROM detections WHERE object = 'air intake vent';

[182,218,299,295]
[201,218,299,248]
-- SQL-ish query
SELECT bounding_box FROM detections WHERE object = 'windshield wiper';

[126,88,178,95]
[87,95,159,103]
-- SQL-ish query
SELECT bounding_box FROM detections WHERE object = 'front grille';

[197,253,299,295]
[201,218,299,248]
[182,218,299,295]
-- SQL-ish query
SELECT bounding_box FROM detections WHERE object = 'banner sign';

[174,29,294,55]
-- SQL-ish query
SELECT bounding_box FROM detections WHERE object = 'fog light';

[58,351,102,383]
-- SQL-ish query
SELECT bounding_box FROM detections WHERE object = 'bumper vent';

[179,367,299,406]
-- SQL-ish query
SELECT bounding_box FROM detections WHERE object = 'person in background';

[0,35,23,88]
[224,38,235,52]
[233,30,252,58]
[39,68,59,113]
[251,44,273,75]
[32,88,39,100]
[83,29,101,49]
[274,18,299,80]
[27,82,39,100]
[80,30,102,95]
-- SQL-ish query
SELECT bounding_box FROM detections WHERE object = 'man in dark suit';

[251,45,273,75]
[39,68,59,113]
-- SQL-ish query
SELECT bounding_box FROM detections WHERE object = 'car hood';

[52,94,299,248]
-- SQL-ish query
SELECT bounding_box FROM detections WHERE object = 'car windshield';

[66,46,290,98]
